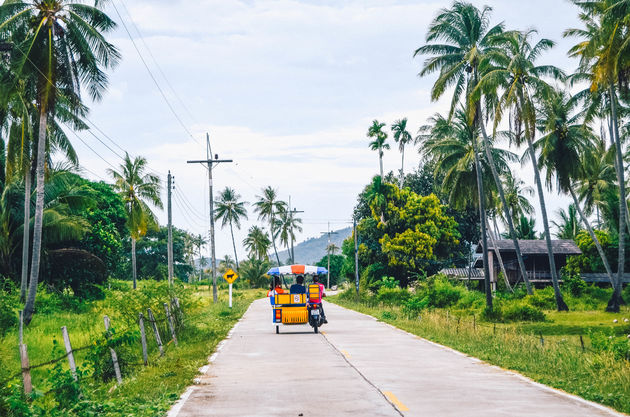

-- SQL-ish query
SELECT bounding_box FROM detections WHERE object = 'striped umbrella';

[267,265,328,276]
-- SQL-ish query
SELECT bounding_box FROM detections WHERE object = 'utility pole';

[288,196,303,264]
[187,133,233,303]
[321,223,338,289]
[354,217,359,296]
[167,171,174,286]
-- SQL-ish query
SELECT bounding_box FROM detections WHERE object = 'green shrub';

[525,287,556,310]
[0,287,18,336]
[86,328,140,382]
[561,268,587,297]
[376,287,410,306]
[402,296,429,318]
[376,276,400,289]
[500,301,546,322]
[425,277,465,308]
[454,290,485,310]
[380,311,397,320]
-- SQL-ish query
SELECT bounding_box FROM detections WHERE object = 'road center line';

[383,391,409,412]
[320,332,405,416]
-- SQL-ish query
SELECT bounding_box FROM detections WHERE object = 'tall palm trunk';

[131,236,137,289]
[478,117,533,294]
[20,169,31,301]
[608,86,625,312]
[526,134,568,311]
[270,220,281,266]
[229,221,239,270]
[486,215,513,292]
[379,149,384,178]
[569,188,615,287]
[472,139,492,310]
[400,146,405,187]
[23,107,47,325]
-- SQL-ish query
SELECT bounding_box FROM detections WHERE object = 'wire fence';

[4,297,185,397]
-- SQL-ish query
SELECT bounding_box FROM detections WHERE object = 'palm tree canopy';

[367,120,389,151]
[107,153,162,239]
[414,1,504,117]
[553,204,583,240]
[391,118,413,152]
[242,225,271,260]
[253,186,286,223]
[215,186,248,229]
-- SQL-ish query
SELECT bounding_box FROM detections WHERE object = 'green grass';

[0,284,264,416]
[330,295,630,414]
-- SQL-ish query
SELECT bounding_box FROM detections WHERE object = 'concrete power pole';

[187,133,232,303]
[354,217,359,296]
[321,223,338,289]
[288,196,303,264]
[167,171,174,286]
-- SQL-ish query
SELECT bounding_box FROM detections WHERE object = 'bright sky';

[70,0,583,261]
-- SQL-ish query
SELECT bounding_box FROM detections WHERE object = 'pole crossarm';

[187,159,233,164]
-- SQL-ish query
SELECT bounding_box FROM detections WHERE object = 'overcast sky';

[70,0,584,262]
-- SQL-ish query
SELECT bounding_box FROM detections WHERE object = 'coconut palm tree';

[537,90,617,289]
[108,154,162,290]
[391,118,413,187]
[501,174,535,227]
[273,208,302,263]
[0,0,120,323]
[476,29,568,310]
[565,0,629,311]
[215,187,247,270]
[253,186,286,266]
[367,120,389,178]
[243,225,271,261]
[415,1,533,300]
[327,243,340,255]
[192,233,207,282]
[576,138,616,228]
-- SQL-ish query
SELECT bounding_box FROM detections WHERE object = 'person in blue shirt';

[289,275,306,294]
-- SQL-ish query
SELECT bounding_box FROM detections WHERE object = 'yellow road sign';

[223,268,238,284]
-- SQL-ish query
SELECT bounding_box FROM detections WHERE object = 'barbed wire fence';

[4,297,185,397]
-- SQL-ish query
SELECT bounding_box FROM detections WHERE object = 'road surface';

[169,298,625,417]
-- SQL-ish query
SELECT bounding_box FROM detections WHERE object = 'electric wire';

[111,1,202,147]
[173,189,208,223]
[118,0,197,123]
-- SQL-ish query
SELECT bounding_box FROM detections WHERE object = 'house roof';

[475,239,581,255]
[440,268,484,279]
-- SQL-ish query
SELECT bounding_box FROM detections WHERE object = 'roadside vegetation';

[0,279,263,417]
[330,277,630,414]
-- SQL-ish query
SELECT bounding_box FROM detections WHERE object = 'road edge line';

[329,301,628,417]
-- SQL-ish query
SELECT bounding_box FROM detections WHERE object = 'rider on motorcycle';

[311,276,327,324]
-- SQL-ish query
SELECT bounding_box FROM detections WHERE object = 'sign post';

[222,269,239,308]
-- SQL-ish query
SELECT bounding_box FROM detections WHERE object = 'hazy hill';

[278,227,352,264]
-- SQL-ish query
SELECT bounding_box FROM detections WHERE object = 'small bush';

[454,290,485,310]
[561,269,587,297]
[402,296,429,318]
[376,276,400,289]
[590,331,630,360]
[425,277,465,308]
[0,287,18,336]
[500,301,546,322]
[376,287,410,306]
[525,287,556,310]
[380,311,397,320]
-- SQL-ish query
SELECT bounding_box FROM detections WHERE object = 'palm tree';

[512,215,538,240]
[0,0,120,324]
[553,205,582,240]
[537,91,617,289]
[415,1,534,302]
[108,153,162,289]
[565,0,628,311]
[501,175,535,227]
[576,138,615,228]
[327,243,340,255]
[192,233,207,282]
[243,226,271,261]
[218,254,235,275]
[253,186,286,266]
[391,118,413,186]
[215,187,247,270]
[367,120,389,178]
[273,209,302,263]
[365,175,388,224]
[476,29,568,310]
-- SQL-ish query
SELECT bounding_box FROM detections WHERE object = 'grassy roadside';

[0,284,263,417]
[329,295,630,414]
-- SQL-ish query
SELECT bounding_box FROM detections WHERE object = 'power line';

[111,0,202,147]
[118,0,197,124]
[68,130,119,171]
[173,189,208,223]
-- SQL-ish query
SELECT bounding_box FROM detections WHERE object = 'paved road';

[169,298,625,417]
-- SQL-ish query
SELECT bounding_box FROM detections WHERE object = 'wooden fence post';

[138,313,148,366]
[146,308,164,356]
[473,315,476,330]
[61,326,77,380]
[456,317,460,334]
[164,303,178,346]
[18,310,23,345]
[539,332,545,347]
[173,297,183,324]
[103,316,123,384]
[580,335,585,353]
[19,343,32,395]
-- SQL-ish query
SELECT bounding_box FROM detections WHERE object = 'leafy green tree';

[243,225,271,261]
[0,0,120,324]
[215,187,247,270]
[254,186,286,266]
[553,205,582,240]
[135,226,193,281]
[367,120,389,178]
[108,154,162,289]
[316,254,345,286]
[391,118,413,186]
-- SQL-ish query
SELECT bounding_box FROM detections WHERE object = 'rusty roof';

[475,239,581,255]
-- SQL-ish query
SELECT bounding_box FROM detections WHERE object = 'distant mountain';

[278,227,352,265]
